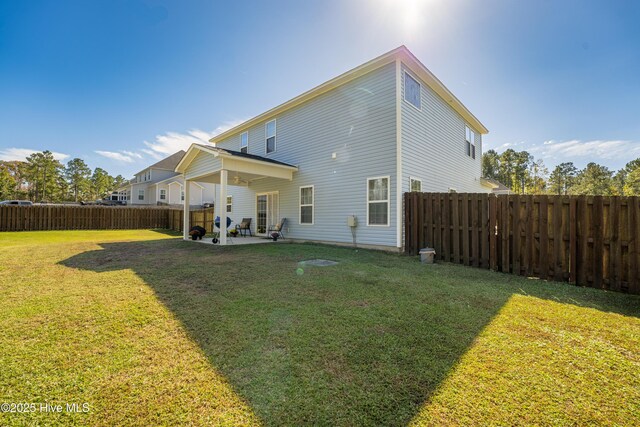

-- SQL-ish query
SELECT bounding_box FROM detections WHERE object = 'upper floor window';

[266,119,276,154]
[404,72,421,110]
[240,132,248,154]
[367,176,390,226]
[160,189,166,200]
[410,177,422,192]
[465,125,476,159]
[138,189,144,201]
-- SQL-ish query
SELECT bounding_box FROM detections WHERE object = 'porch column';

[220,169,228,245]
[183,180,191,240]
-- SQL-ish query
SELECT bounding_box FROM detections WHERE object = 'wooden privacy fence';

[167,208,216,233]
[404,193,640,295]
[0,205,215,233]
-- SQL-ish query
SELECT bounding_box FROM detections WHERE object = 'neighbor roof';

[209,45,488,145]
[134,150,186,175]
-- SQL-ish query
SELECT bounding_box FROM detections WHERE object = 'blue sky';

[1,0,639,177]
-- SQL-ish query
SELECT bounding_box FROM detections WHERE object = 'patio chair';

[268,218,287,240]
[212,216,234,243]
[237,218,252,237]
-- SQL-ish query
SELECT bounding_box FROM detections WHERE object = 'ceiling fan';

[232,174,249,185]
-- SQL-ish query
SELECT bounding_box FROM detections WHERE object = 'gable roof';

[209,45,488,145]
[195,144,296,168]
[175,144,297,174]
[134,150,186,175]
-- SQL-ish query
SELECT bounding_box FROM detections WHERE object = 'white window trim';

[138,189,144,201]
[366,176,390,227]
[299,185,314,225]
[409,177,422,192]
[226,195,233,213]
[465,124,476,159]
[403,71,421,111]
[159,189,166,200]
[240,131,248,153]
[265,119,276,155]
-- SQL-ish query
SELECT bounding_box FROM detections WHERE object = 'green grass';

[1,230,638,426]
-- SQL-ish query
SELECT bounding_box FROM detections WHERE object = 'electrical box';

[347,215,357,227]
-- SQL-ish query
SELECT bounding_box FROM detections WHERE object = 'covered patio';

[175,144,298,245]
[192,236,289,246]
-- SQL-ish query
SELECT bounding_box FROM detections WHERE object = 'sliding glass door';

[256,192,279,235]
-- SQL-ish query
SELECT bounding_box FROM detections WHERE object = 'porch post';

[183,180,191,240]
[220,169,228,245]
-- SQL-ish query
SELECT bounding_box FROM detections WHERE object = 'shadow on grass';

[59,238,640,425]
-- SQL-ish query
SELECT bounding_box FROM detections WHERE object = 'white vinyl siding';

[299,186,314,225]
[400,62,486,194]
[240,132,248,153]
[266,120,276,154]
[213,62,398,247]
[409,177,422,192]
[404,72,421,110]
[367,177,389,226]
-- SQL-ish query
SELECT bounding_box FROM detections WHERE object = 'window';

[240,132,248,154]
[266,119,276,154]
[226,196,232,213]
[465,125,476,159]
[181,190,185,201]
[367,177,390,226]
[404,72,421,110]
[299,186,314,225]
[409,177,422,192]
[160,189,166,200]
[138,189,144,201]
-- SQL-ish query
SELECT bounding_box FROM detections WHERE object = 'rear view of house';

[177,46,490,249]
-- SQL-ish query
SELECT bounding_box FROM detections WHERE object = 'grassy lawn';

[1,230,639,426]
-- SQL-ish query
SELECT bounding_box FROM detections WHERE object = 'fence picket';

[403,193,639,295]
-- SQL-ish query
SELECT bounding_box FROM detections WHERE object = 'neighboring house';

[480,177,513,195]
[176,46,490,250]
[118,151,215,206]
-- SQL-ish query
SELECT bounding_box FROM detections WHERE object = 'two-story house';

[176,46,491,250]
[118,150,215,207]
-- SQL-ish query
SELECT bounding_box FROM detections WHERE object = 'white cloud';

[530,139,640,163]
[94,119,248,170]
[95,150,139,163]
[142,120,247,157]
[0,147,69,162]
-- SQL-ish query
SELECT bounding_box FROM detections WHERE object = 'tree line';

[0,151,128,203]
[482,149,640,196]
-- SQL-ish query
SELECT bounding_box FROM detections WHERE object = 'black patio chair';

[268,218,287,240]
[237,218,252,237]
